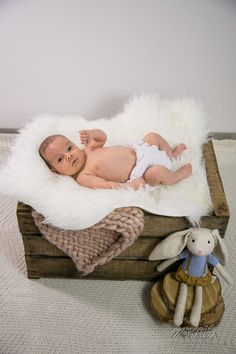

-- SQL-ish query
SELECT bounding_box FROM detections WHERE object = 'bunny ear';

[211,229,228,266]
[148,228,193,260]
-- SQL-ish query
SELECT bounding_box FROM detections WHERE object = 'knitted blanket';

[32,207,144,275]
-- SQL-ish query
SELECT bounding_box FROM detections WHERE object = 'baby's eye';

[58,156,63,163]
[192,239,195,243]
[68,145,72,151]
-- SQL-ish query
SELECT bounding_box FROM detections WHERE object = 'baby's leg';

[143,132,186,158]
[143,164,192,186]
[143,132,172,155]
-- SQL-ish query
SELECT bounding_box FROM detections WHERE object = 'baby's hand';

[79,130,92,146]
[126,177,145,190]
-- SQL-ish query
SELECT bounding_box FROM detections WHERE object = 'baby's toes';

[177,143,186,153]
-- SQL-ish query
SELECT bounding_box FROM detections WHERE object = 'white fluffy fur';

[0,94,212,230]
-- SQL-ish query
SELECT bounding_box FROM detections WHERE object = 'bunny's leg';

[190,286,203,327]
[174,282,188,326]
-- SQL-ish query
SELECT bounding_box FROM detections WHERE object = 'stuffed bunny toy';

[149,228,233,327]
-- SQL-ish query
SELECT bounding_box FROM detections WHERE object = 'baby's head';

[39,134,85,176]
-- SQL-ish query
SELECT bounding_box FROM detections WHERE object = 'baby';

[39,129,192,190]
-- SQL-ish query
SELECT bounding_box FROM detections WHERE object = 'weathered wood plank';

[141,214,190,236]
[18,210,228,239]
[203,140,230,218]
[199,215,228,236]
[22,234,162,259]
[25,256,162,280]
[18,209,191,237]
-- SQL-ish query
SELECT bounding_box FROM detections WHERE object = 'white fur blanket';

[0,94,212,229]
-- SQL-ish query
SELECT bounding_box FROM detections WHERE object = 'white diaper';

[128,140,172,190]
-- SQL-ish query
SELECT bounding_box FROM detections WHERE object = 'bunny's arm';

[207,253,233,285]
[214,263,233,285]
[156,256,180,272]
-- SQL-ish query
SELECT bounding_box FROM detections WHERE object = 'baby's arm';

[79,129,107,149]
[77,174,145,190]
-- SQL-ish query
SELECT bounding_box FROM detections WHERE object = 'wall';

[0,0,235,131]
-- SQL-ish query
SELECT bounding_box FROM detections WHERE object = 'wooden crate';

[17,140,229,280]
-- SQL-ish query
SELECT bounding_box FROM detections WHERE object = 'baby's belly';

[94,147,136,182]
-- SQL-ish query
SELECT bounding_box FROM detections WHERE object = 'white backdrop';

[0,0,235,131]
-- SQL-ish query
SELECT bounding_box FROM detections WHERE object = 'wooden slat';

[22,234,162,259]
[18,208,228,239]
[203,140,230,218]
[199,215,228,236]
[25,256,162,280]
[141,214,190,236]
[17,208,191,237]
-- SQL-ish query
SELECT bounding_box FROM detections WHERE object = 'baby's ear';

[50,167,58,173]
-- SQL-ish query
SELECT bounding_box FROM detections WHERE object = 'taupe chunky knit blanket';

[32,207,144,275]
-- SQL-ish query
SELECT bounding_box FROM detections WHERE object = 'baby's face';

[44,136,85,176]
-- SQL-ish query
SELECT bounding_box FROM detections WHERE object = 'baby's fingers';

[79,130,88,137]
[79,130,89,145]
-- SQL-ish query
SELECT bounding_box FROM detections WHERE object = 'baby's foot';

[176,163,192,181]
[172,144,186,159]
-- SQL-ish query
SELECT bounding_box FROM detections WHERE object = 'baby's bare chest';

[85,146,136,181]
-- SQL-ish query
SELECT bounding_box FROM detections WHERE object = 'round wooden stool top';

[162,272,221,314]
[151,273,224,328]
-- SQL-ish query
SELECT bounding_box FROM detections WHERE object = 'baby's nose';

[65,152,73,160]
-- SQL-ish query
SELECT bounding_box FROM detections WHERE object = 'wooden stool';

[151,272,224,328]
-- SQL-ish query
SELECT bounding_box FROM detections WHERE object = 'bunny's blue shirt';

[179,249,219,277]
